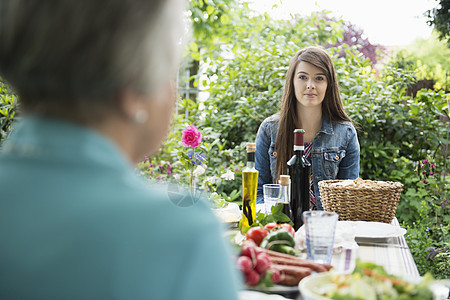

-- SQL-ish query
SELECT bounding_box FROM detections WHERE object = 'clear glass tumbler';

[263,184,281,214]
[303,211,338,264]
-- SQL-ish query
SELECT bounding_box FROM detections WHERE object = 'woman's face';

[293,61,328,109]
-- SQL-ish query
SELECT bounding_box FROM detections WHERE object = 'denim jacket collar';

[319,115,333,135]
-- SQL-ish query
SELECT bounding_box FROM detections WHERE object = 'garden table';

[236,217,421,300]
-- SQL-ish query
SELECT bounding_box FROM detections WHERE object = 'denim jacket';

[255,114,360,209]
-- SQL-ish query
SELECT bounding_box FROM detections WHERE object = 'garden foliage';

[389,31,450,91]
[426,0,450,46]
[0,79,18,144]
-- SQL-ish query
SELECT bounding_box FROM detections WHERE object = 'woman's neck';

[296,106,322,143]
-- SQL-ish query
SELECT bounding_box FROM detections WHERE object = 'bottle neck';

[294,149,304,156]
[279,184,289,203]
[246,151,255,168]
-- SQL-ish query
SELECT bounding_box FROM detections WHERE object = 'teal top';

[0,116,240,300]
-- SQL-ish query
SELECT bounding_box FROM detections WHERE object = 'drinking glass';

[303,211,338,264]
[263,184,280,214]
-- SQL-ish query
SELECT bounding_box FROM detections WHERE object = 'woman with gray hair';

[0,1,240,299]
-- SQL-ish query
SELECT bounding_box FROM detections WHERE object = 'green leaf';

[271,204,292,223]
[190,42,199,53]
[219,14,230,24]
[206,5,215,15]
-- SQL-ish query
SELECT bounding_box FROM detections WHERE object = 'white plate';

[246,284,298,295]
[239,290,290,300]
[340,221,406,238]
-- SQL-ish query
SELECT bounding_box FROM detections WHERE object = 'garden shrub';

[404,199,450,279]
[389,32,450,91]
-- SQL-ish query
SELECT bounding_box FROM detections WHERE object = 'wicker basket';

[318,179,403,223]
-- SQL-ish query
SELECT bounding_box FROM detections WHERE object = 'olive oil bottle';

[241,143,258,232]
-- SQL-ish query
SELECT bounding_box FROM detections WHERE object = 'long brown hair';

[274,46,352,181]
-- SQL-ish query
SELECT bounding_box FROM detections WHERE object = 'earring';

[134,109,148,124]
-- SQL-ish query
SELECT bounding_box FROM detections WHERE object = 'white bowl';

[298,272,334,300]
[299,271,450,300]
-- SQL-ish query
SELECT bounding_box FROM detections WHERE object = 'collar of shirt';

[319,115,334,135]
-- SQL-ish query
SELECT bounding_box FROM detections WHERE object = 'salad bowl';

[299,270,449,300]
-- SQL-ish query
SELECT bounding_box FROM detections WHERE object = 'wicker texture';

[318,179,403,223]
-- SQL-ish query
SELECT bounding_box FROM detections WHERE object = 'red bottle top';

[293,129,305,151]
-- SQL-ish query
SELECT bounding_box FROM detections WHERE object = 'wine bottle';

[241,143,258,232]
[287,129,311,230]
[279,175,293,221]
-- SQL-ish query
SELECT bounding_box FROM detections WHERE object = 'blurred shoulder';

[104,182,221,232]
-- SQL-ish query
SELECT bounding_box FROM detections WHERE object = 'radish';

[237,256,253,274]
[241,240,257,259]
[271,269,281,284]
[254,253,271,274]
[245,269,260,286]
[254,246,264,256]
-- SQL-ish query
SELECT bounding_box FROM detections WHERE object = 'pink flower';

[431,163,436,168]
[423,179,427,184]
[182,125,202,148]
[167,170,171,175]
[430,171,434,175]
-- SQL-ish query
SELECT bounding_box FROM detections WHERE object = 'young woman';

[255,46,360,210]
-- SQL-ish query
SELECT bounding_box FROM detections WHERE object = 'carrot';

[362,268,406,286]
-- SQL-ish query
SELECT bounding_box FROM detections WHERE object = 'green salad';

[313,260,434,300]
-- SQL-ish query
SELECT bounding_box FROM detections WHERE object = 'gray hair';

[0,0,186,119]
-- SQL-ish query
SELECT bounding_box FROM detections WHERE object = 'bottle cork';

[294,129,305,146]
[279,175,290,186]
[246,143,256,152]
